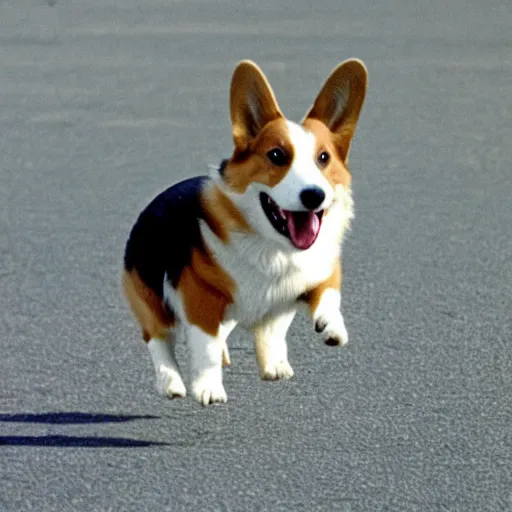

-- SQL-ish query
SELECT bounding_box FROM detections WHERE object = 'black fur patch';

[124,176,210,297]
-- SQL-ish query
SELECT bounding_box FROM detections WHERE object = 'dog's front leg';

[188,320,236,405]
[305,259,348,346]
[176,265,237,406]
[252,309,296,380]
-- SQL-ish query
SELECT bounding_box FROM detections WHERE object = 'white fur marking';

[148,337,186,398]
[266,121,334,211]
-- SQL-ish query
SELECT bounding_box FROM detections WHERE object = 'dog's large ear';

[303,59,367,162]
[230,60,283,152]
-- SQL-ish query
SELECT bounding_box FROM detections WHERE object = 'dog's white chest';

[228,264,307,326]
[201,223,337,327]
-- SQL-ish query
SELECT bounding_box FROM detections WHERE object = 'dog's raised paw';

[314,310,349,346]
[156,366,187,398]
[260,360,294,381]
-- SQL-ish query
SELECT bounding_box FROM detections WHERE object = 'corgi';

[123,59,367,405]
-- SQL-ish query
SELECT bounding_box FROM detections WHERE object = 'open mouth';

[259,192,324,250]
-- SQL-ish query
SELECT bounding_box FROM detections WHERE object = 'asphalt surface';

[1,0,511,511]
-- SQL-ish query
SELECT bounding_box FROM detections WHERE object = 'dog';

[122,59,367,405]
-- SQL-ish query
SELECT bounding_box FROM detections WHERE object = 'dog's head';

[220,59,367,251]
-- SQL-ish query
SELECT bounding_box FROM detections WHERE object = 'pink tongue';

[285,211,321,250]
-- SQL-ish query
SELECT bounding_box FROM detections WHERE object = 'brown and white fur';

[122,59,367,405]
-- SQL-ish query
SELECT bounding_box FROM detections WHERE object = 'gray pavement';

[1,0,511,510]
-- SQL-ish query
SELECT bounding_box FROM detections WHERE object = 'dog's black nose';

[300,186,326,210]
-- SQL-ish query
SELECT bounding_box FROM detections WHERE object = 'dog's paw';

[156,366,187,398]
[314,310,349,346]
[260,360,294,381]
[192,375,227,406]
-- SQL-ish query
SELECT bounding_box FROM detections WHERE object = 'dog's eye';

[267,148,288,167]
[317,151,330,167]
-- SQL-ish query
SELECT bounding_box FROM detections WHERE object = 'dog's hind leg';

[123,269,186,398]
[252,309,296,381]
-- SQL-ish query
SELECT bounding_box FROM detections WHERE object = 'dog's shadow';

[0,412,167,447]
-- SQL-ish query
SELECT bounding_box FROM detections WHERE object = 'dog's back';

[124,176,209,296]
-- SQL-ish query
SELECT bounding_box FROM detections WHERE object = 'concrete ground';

[0,0,511,510]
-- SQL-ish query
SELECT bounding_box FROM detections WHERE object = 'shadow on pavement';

[0,412,166,447]
[0,412,159,424]
[0,435,167,447]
